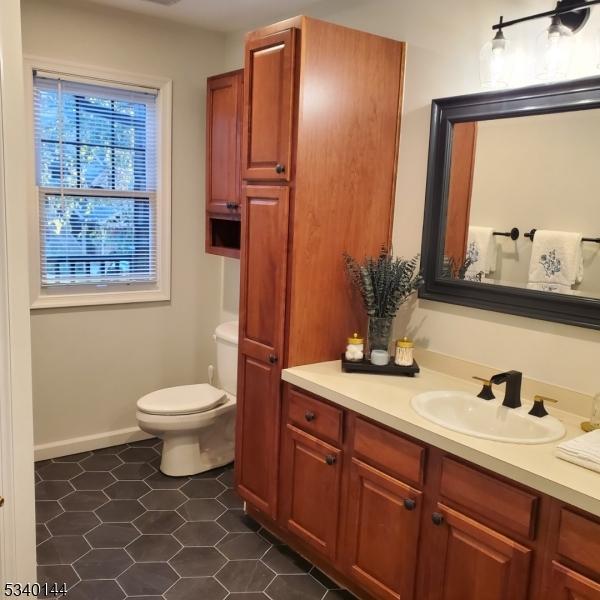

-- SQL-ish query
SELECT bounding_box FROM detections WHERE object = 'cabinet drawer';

[287,388,343,446]
[440,458,539,540]
[352,417,425,487]
[557,509,600,577]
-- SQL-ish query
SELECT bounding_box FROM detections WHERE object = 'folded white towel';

[555,429,600,473]
[527,230,583,294]
[465,226,497,281]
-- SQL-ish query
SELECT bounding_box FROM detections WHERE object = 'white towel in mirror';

[527,230,583,294]
[555,429,600,473]
[465,226,497,281]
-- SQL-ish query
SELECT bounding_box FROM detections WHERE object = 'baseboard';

[34,426,154,462]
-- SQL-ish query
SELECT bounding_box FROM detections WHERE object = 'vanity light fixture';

[481,0,600,87]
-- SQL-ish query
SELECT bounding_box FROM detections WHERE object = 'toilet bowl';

[136,321,238,477]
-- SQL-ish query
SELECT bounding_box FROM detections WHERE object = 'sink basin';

[411,391,565,444]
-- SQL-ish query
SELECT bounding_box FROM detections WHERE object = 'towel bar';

[493,227,520,240]
[524,229,600,243]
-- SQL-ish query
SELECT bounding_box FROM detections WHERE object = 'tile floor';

[35,439,357,599]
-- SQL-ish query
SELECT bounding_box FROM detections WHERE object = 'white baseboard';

[34,426,154,462]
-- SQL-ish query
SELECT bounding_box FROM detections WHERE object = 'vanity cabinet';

[235,15,405,521]
[549,563,600,600]
[205,70,243,257]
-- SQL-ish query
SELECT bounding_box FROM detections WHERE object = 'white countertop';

[282,360,600,517]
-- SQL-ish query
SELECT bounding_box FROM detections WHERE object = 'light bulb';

[480,29,512,89]
[535,16,573,82]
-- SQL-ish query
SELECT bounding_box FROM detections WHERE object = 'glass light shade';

[535,17,573,82]
[596,29,600,70]
[480,30,513,89]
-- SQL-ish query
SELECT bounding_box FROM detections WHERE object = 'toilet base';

[160,433,234,477]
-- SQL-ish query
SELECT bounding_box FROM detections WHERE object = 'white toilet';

[136,321,238,477]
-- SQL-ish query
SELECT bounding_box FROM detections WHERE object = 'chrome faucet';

[490,370,523,409]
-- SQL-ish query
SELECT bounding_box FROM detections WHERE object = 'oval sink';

[411,391,565,444]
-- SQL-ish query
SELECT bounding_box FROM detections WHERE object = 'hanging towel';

[527,230,583,293]
[555,429,600,474]
[465,226,497,281]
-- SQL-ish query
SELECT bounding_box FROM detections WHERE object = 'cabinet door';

[428,503,532,600]
[235,185,289,518]
[280,425,342,560]
[206,70,243,215]
[243,28,296,181]
[549,562,600,600]
[344,459,422,600]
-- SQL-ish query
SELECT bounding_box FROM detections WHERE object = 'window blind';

[33,74,159,287]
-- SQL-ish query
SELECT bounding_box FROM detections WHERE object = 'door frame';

[0,0,37,581]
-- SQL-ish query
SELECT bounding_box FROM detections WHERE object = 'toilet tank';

[214,321,239,396]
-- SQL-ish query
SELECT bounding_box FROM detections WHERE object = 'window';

[28,64,171,307]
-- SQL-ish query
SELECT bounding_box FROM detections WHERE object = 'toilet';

[136,321,238,477]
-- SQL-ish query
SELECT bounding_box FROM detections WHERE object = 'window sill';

[30,287,170,309]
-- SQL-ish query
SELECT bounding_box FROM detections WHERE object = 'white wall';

[22,0,228,451]
[222,0,600,397]
[469,112,600,295]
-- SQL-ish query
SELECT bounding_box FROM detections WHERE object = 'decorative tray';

[340,354,420,377]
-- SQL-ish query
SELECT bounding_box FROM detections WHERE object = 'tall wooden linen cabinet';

[235,15,406,530]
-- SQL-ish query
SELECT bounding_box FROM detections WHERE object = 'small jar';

[395,337,414,367]
[345,333,364,362]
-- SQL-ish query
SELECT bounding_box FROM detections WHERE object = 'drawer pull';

[304,411,316,422]
[432,512,444,526]
[325,454,337,466]
[225,201,239,210]
[404,498,416,511]
[275,163,286,174]
[268,354,278,364]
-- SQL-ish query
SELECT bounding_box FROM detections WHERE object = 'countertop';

[282,360,600,516]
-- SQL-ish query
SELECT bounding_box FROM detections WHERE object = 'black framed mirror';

[420,76,600,330]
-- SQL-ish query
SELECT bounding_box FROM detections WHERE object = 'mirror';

[421,77,600,329]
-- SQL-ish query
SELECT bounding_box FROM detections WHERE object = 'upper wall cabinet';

[205,69,243,258]
[242,28,296,181]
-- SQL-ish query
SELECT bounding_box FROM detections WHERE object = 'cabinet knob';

[226,201,239,210]
[304,411,316,422]
[431,512,444,526]
[268,354,278,364]
[403,498,416,511]
[325,454,337,466]
[275,163,285,174]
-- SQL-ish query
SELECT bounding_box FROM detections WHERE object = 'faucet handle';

[473,376,495,401]
[529,394,558,418]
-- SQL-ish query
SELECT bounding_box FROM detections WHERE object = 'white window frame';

[24,56,172,309]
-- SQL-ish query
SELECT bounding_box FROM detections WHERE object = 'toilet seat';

[137,384,227,416]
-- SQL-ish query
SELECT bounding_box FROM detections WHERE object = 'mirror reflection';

[442,110,600,299]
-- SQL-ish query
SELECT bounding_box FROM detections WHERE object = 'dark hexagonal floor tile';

[310,567,343,590]
[53,451,92,463]
[47,511,100,536]
[218,468,235,488]
[112,462,155,480]
[134,510,185,534]
[118,447,158,463]
[181,478,225,499]
[323,590,358,599]
[36,500,63,524]
[262,545,312,575]
[140,489,186,510]
[216,559,275,593]
[37,564,79,588]
[71,471,116,491]
[96,499,145,523]
[35,471,41,484]
[144,470,188,490]
[173,521,226,546]
[94,444,129,455]
[217,509,260,533]
[126,534,181,562]
[217,488,244,509]
[226,594,269,599]
[266,574,326,600]
[60,490,108,512]
[191,464,230,479]
[165,577,227,600]
[36,523,51,545]
[73,548,133,580]
[36,535,90,565]
[65,579,125,600]
[85,523,140,549]
[258,527,284,546]
[217,532,270,560]
[105,480,151,500]
[117,562,178,596]
[80,453,123,472]
[178,498,225,522]
[169,546,226,577]
[129,437,160,447]
[37,462,83,481]
[35,480,73,501]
